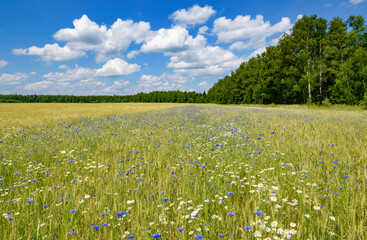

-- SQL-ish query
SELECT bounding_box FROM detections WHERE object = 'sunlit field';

[0,105,366,239]
[0,103,186,128]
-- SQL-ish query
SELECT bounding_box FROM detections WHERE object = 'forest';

[207,15,367,105]
[1,15,367,105]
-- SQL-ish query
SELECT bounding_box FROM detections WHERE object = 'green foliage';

[207,14,367,105]
[321,98,332,107]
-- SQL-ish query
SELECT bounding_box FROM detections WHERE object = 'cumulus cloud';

[104,80,130,93]
[13,43,85,62]
[96,58,140,77]
[165,36,243,77]
[127,50,140,59]
[141,26,191,53]
[0,72,34,85]
[44,58,140,82]
[13,15,151,62]
[349,0,365,4]
[198,26,209,35]
[135,73,189,93]
[213,15,292,50]
[0,60,8,68]
[58,64,69,69]
[24,81,55,90]
[170,5,216,27]
[53,15,151,61]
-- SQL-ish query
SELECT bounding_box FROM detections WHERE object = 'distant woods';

[207,15,367,105]
[1,15,367,105]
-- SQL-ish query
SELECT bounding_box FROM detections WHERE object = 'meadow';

[0,104,366,239]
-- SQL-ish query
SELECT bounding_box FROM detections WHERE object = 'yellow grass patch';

[0,103,188,128]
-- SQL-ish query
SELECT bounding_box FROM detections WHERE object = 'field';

[0,104,366,239]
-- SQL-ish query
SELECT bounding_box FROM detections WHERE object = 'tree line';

[0,91,207,103]
[207,15,367,105]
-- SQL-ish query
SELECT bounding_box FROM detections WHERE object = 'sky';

[0,0,367,95]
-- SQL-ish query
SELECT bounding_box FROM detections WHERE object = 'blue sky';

[0,0,366,95]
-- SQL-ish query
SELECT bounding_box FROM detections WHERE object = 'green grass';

[0,104,366,239]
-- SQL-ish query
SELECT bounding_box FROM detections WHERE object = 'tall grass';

[0,105,366,239]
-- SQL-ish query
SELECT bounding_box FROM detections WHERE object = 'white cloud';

[297,14,303,20]
[141,26,190,53]
[97,58,140,77]
[44,58,140,82]
[58,64,69,69]
[349,0,365,4]
[127,50,140,59]
[213,15,292,50]
[104,80,130,93]
[53,15,151,61]
[170,5,216,27]
[13,43,85,62]
[198,26,209,35]
[13,15,151,63]
[24,81,55,90]
[0,60,8,68]
[166,39,243,77]
[0,72,33,85]
[135,73,189,93]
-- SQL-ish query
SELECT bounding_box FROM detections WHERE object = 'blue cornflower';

[177,227,185,232]
[116,211,127,217]
[102,223,108,227]
[254,211,264,216]
[27,198,34,203]
[70,209,76,213]
[244,226,252,230]
[152,233,161,238]
[194,234,203,239]
[93,225,100,230]
[227,192,234,196]
[43,204,49,208]
[162,198,169,202]
[128,235,135,239]
[60,197,65,201]
[227,212,235,217]
[219,234,225,237]
[70,231,76,235]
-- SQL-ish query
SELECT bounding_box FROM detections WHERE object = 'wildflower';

[194,234,203,239]
[270,196,277,202]
[227,212,235,217]
[85,194,90,199]
[227,192,234,196]
[305,214,310,218]
[254,211,264,216]
[254,231,262,237]
[177,227,185,232]
[152,233,161,239]
[27,198,34,203]
[219,234,224,237]
[128,235,135,239]
[329,216,335,221]
[93,225,100,230]
[314,206,321,211]
[162,198,169,202]
[70,231,76,235]
[244,226,252,230]
[102,223,108,227]
[116,211,127,217]
[290,222,296,227]
[69,209,76,214]
[271,221,278,227]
